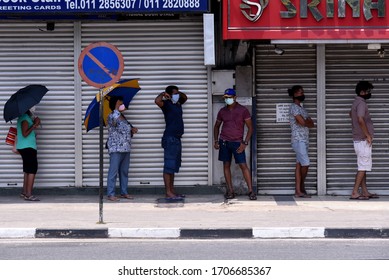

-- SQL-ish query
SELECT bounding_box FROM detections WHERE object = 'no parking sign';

[78,42,124,88]
[78,42,124,224]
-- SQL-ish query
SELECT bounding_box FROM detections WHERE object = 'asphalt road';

[1,239,389,260]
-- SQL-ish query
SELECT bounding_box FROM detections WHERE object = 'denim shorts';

[162,136,182,174]
[218,140,246,164]
[292,141,310,166]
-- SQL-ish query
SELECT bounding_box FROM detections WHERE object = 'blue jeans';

[107,152,130,197]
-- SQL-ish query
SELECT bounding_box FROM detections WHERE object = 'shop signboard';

[0,0,209,13]
[223,0,388,40]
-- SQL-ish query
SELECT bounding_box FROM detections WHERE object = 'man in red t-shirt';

[213,88,256,200]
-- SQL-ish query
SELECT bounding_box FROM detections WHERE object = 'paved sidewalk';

[0,193,388,239]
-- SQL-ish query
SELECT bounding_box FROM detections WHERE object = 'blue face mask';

[225,98,234,105]
[171,94,180,104]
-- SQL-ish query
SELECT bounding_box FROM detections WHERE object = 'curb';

[2,227,389,239]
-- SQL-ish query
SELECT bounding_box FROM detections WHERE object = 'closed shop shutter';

[326,44,389,195]
[255,44,317,194]
[0,23,76,188]
[80,18,209,187]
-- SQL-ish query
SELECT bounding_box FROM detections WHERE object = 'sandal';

[224,192,235,199]
[24,195,40,201]
[248,191,257,200]
[20,193,27,199]
[107,196,120,201]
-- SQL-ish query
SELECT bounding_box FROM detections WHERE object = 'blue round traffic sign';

[78,42,124,88]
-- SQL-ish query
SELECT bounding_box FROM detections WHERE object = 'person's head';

[165,85,179,97]
[288,85,305,102]
[165,85,181,104]
[109,96,124,111]
[223,88,236,105]
[355,81,374,100]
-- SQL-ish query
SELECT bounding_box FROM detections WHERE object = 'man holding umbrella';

[155,85,187,199]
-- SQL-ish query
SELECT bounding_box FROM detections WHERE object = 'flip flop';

[224,192,235,199]
[367,194,379,199]
[175,194,186,198]
[120,194,134,199]
[248,192,257,200]
[24,195,40,201]
[294,194,311,198]
[165,196,184,201]
[349,195,369,200]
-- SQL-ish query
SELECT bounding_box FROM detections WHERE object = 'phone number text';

[64,0,203,11]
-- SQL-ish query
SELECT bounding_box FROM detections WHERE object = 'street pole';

[98,88,104,224]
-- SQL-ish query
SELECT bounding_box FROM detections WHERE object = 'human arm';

[213,120,222,149]
[295,115,314,128]
[237,118,253,153]
[155,92,169,108]
[178,91,188,104]
[357,116,373,145]
[21,117,40,138]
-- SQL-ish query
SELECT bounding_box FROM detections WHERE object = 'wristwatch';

[242,141,248,145]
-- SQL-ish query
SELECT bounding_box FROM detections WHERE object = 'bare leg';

[294,163,302,195]
[238,163,253,193]
[25,173,36,197]
[351,171,365,198]
[163,173,175,198]
[300,165,309,194]
[295,163,310,197]
[223,162,234,195]
[22,173,28,196]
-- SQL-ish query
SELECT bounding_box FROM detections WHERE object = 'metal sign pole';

[98,88,104,224]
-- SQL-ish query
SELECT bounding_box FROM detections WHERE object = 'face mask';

[225,98,235,105]
[294,95,305,102]
[118,104,126,111]
[171,94,179,104]
[362,93,372,100]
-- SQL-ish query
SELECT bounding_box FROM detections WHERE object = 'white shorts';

[353,140,372,171]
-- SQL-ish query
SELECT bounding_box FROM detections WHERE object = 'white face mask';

[118,104,126,112]
[171,94,179,104]
[225,98,235,106]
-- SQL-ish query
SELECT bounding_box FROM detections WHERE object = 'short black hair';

[109,96,123,111]
[355,81,374,95]
[288,85,303,97]
[165,85,178,95]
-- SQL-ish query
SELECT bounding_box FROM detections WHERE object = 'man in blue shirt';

[155,85,187,198]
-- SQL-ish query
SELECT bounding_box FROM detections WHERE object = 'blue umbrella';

[3,85,48,122]
[84,79,140,132]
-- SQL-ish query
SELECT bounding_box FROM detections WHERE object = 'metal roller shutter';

[0,22,76,188]
[326,44,389,195]
[255,44,317,194]
[80,18,209,187]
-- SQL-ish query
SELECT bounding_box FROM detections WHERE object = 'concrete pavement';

[0,190,388,239]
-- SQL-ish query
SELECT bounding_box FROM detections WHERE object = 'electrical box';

[211,70,235,95]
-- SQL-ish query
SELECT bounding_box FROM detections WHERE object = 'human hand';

[366,135,373,146]
[131,127,138,135]
[33,117,41,127]
[214,141,220,150]
[236,143,246,154]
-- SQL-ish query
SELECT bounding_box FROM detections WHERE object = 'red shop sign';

[223,0,389,40]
